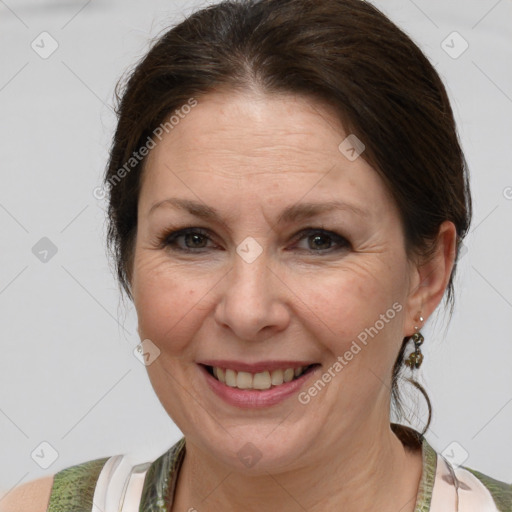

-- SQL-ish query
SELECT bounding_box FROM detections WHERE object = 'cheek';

[133,252,208,355]
[303,260,406,342]
[303,266,407,404]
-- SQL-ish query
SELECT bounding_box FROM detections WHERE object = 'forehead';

[147,90,346,163]
[139,90,393,219]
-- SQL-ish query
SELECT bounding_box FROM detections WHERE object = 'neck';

[171,421,423,512]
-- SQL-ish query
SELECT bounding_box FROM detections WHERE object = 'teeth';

[283,368,295,382]
[210,366,306,390]
[225,369,236,387]
[271,369,284,386]
[253,371,271,390]
[236,371,253,389]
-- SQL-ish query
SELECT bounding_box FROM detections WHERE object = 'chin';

[188,421,318,475]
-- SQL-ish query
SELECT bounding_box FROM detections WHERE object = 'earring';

[405,316,424,369]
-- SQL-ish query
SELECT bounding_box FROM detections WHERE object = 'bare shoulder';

[0,475,54,512]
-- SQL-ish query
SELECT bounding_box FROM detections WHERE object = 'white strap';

[430,456,458,511]
[454,465,500,512]
[91,454,151,512]
[430,455,500,512]
[119,461,152,512]
[92,455,123,512]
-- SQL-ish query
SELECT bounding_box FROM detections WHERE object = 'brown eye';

[162,228,214,252]
[293,229,350,253]
[308,233,334,250]
[181,232,209,249]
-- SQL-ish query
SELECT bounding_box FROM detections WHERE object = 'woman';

[2,0,510,510]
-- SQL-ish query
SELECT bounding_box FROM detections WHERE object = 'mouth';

[201,363,320,391]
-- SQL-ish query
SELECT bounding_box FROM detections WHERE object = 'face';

[131,89,420,473]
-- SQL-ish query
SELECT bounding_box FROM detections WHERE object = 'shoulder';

[458,464,512,512]
[0,455,111,512]
[435,454,512,512]
[0,475,54,512]
[0,441,187,512]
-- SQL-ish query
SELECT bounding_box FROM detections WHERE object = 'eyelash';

[158,227,350,255]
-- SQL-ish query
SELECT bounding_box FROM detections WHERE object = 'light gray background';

[1,0,511,495]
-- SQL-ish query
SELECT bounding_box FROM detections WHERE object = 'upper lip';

[198,360,318,373]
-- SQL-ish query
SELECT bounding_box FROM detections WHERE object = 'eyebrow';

[148,197,368,223]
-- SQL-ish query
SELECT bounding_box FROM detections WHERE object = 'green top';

[46,424,511,511]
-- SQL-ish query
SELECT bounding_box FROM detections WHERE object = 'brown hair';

[104,0,472,434]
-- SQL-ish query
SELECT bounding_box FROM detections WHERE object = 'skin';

[131,89,457,512]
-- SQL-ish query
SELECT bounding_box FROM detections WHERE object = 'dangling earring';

[405,316,424,369]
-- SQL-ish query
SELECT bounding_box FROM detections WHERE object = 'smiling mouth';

[203,364,319,390]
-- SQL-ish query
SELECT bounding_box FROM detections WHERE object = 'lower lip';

[199,364,319,408]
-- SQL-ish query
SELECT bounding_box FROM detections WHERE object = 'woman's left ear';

[404,221,458,336]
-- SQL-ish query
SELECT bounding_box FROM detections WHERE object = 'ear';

[404,220,457,336]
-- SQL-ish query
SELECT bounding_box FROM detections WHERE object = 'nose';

[214,248,290,342]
